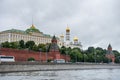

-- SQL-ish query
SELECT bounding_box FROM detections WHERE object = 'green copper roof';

[2,29,26,34]
[1,25,53,38]
[25,24,40,33]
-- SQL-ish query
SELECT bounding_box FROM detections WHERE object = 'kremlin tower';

[106,44,115,63]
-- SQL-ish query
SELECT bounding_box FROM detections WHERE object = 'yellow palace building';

[0,24,53,45]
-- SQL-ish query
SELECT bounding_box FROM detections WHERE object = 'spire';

[108,44,112,50]
[30,14,36,29]
[30,24,36,29]
[66,24,70,32]
[50,35,59,51]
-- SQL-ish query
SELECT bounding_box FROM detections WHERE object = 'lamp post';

[65,50,68,63]
[118,56,120,63]
[75,53,77,63]
[39,48,42,62]
[0,44,1,54]
[0,44,1,55]
[83,53,85,63]
[46,45,48,63]
[94,50,97,63]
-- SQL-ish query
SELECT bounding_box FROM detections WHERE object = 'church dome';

[66,27,70,32]
[26,24,40,33]
[74,36,78,41]
[60,34,64,38]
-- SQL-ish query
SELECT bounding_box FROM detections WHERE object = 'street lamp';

[0,44,1,55]
[46,45,48,63]
[39,48,42,62]
[65,50,68,63]
[83,53,85,63]
[94,50,97,63]
[75,53,77,63]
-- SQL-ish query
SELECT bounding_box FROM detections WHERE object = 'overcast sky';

[0,0,120,51]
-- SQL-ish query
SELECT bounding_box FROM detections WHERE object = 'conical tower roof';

[108,44,112,50]
[50,35,59,51]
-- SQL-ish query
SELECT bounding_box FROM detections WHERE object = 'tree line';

[1,40,49,52]
[1,40,120,63]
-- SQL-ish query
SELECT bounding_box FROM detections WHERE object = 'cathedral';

[59,26,82,49]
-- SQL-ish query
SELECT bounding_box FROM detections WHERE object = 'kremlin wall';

[0,48,70,62]
[0,35,70,62]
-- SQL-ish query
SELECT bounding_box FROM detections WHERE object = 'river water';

[0,69,120,80]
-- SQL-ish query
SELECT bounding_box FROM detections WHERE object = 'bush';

[47,59,52,62]
[27,57,35,61]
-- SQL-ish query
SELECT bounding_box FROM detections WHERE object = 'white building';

[0,24,53,45]
[59,26,82,49]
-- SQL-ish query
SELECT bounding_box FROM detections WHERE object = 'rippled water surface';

[0,69,120,80]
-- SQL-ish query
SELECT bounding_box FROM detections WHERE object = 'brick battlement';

[0,48,70,62]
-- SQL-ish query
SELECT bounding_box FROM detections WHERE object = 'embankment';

[0,62,120,73]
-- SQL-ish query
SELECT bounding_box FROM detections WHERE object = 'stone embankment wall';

[0,62,120,73]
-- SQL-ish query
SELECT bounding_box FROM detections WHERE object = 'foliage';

[1,41,10,48]
[47,59,52,62]
[19,40,25,49]
[25,41,35,50]
[27,57,35,61]
[1,40,120,63]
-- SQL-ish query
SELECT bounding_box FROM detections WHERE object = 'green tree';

[32,44,39,51]
[25,41,35,50]
[113,50,120,63]
[83,54,89,62]
[27,57,35,61]
[88,47,95,53]
[9,42,19,49]
[1,41,10,48]
[60,46,66,55]
[38,43,46,52]
[70,49,82,62]
[19,40,25,49]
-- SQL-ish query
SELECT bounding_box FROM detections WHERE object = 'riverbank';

[0,62,120,73]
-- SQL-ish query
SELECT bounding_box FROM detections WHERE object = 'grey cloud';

[0,0,120,51]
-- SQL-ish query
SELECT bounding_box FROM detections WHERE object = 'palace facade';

[0,24,53,45]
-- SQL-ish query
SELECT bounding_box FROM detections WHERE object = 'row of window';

[0,33,51,44]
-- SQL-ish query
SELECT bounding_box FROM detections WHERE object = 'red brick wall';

[0,48,70,62]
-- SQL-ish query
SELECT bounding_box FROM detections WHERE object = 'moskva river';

[0,69,120,80]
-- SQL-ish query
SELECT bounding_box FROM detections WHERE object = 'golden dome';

[30,24,36,29]
[60,34,64,38]
[74,36,78,41]
[66,27,70,32]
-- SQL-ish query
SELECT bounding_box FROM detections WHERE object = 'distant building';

[0,24,53,45]
[106,44,115,63]
[59,25,82,49]
[49,35,63,60]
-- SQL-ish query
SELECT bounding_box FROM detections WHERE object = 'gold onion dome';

[74,36,78,41]
[26,24,40,33]
[60,34,64,38]
[30,24,36,29]
[66,27,70,32]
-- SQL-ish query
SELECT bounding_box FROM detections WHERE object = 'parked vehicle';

[54,59,65,63]
[0,55,15,62]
